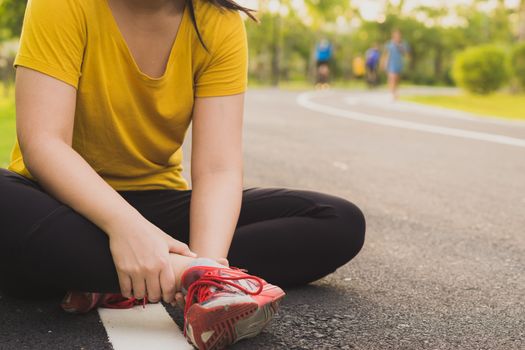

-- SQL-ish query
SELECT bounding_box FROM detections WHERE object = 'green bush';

[452,45,510,94]
[511,43,525,90]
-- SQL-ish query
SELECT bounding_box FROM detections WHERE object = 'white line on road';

[343,95,525,127]
[332,161,349,170]
[297,92,525,148]
[98,304,193,350]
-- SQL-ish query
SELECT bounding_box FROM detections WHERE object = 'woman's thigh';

[0,169,119,296]
[1,171,365,292]
[122,187,364,244]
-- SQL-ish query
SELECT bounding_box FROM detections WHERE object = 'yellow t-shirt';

[8,0,248,190]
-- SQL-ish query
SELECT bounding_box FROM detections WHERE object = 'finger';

[165,237,197,257]
[175,292,185,310]
[132,275,146,300]
[118,271,132,298]
[145,271,162,303]
[171,292,186,309]
[159,263,176,304]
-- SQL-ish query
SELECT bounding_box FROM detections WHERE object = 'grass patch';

[402,93,525,121]
[0,84,16,168]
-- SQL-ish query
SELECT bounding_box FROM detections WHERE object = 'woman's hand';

[108,217,196,304]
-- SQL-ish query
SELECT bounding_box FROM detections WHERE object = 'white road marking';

[98,304,193,350]
[297,92,525,148]
[332,161,349,170]
[342,95,525,127]
[345,97,359,106]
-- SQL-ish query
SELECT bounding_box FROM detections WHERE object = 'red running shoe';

[181,266,285,350]
[61,291,147,314]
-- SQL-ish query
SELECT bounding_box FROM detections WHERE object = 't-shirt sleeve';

[194,11,248,98]
[14,0,87,89]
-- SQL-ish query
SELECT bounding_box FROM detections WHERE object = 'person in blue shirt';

[365,43,381,87]
[315,39,333,88]
[383,29,409,100]
[316,39,333,65]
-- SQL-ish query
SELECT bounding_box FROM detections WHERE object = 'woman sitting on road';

[0,0,366,349]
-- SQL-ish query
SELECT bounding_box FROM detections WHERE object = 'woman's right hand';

[108,217,196,304]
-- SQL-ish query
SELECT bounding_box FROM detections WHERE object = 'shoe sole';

[185,295,285,350]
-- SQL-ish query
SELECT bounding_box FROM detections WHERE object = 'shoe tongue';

[181,268,209,290]
[181,258,226,291]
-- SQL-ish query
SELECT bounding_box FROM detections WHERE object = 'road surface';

[1,88,524,350]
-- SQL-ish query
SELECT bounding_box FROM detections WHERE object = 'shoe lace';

[183,268,264,320]
[101,294,148,309]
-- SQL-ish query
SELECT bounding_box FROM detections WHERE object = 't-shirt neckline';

[101,0,188,84]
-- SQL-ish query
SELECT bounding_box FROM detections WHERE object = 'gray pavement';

[1,88,524,349]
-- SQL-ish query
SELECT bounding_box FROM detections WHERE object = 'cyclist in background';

[315,38,333,89]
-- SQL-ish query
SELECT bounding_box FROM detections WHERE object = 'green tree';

[303,0,353,26]
[511,43,525,89]
[518,0,525,41]
[0,0,26,40]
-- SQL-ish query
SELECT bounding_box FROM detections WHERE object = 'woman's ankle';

[169,254,196,292]
[169,254,231,292]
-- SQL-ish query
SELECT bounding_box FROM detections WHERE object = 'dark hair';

[187,0,257,51]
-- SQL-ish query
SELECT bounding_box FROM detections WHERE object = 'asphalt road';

[1,88,524,350]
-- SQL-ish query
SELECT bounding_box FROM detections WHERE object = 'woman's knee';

[288,189,365,265]
[322,195,366,265]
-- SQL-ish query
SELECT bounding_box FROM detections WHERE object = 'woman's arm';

[189,93,244,260]
[15,67,195,302]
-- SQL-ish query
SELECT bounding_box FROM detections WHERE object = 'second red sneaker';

[181,265,285,350]
[61,291,147,314]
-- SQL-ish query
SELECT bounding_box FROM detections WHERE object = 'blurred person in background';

[352,54,366,80]
[383,29,410,100]
[365,43,381,87]
[315,38,333,89]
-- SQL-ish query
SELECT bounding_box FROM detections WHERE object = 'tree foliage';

[511,43,525,89]
[0,0,26,40]
[303,0,352,25]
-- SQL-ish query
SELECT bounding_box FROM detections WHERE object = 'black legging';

[0,168,365,297]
